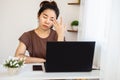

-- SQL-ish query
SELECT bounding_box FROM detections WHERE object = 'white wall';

[0,0,80,63]
[0,0,40,63]
[78,0,120,79]
[100,0,120,79]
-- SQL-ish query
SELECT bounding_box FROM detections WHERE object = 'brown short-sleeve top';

[19,29,58,59]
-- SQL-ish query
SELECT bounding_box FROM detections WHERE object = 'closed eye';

[42,13,55,21]
[43,14,48,19]
[43,15,47,19]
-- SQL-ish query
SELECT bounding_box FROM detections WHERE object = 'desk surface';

[0,63,100,80]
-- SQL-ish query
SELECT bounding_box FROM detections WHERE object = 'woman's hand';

[52,17,66,41]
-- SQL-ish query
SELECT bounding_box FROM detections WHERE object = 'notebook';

[44,41,95,72]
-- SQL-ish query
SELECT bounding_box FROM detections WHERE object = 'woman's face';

[38,9,57,30]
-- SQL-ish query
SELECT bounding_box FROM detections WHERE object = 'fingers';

[52,18,58,27]
[52,17,62,28]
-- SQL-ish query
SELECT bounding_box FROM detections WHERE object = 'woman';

[15,0,66,63]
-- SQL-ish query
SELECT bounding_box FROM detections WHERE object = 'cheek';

[38,18,45,25]
[47,24,53,29]
[50,22,53,27]
[39,17,44,22]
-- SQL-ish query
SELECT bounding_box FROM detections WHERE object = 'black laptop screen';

[45,41,95,72]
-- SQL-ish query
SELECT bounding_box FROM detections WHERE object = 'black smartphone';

[33,65,43,71]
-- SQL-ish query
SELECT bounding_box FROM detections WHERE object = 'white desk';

[0,64,100,80]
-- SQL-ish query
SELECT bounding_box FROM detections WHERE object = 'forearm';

[25,56,46,64]
[15,54,46,63]
[57,34,64,41]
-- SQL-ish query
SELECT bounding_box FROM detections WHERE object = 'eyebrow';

[43,13,54,19]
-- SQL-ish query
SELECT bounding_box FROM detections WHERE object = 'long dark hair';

[38,0,59,19]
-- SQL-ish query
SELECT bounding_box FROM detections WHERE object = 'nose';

[45,18,50,24]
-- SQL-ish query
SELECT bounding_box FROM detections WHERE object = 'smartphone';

[33,65,43,71]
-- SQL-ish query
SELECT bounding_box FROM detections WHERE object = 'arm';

[52,17,66,41]
[15,41,46,64]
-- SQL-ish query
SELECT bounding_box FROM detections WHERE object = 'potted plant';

[3,56,25,75]
[71,20,79,30]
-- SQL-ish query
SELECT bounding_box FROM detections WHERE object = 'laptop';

[44,41,95,72]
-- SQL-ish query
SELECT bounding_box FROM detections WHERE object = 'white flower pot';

[72,26,78,31]
[7,68,20,75]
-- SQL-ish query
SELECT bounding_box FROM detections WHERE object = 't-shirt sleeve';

[19,32,30,49]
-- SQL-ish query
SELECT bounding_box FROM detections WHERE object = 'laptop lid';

[44,41,95,72]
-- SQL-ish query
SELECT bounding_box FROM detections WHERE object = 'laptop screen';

[45,41,95,72]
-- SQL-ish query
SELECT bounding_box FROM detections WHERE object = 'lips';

[43,25,49,28]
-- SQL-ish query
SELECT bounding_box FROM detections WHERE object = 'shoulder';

[23,29,34,34]
[19,30,35,47]
[22,30,34,36]
[19,30,35,40]
[49,29,58,40]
